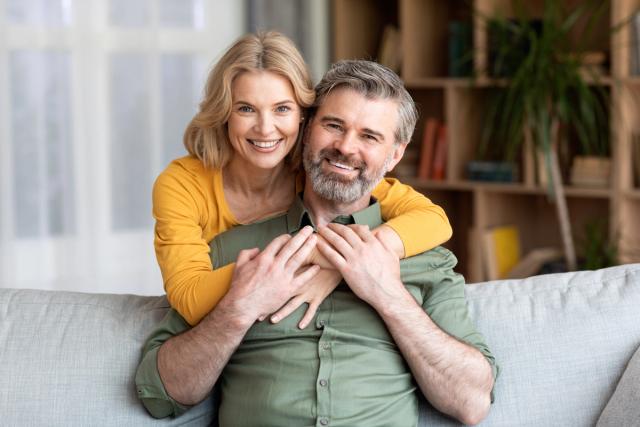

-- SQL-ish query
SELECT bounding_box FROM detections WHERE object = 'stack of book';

[417,118,448,181]
[466,161,518,183]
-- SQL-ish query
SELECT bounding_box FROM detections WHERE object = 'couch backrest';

[419,263,640,426]
[0,289,215,426]
[1,264,639,426]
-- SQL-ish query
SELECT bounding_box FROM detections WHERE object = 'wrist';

[211,293,256,331]
[374,282,418,318]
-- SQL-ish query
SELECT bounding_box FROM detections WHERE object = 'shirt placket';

[314,292,334,426]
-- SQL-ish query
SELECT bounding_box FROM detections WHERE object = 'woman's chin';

[245,155,289,171]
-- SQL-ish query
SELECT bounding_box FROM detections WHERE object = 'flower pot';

[570,155,611,188]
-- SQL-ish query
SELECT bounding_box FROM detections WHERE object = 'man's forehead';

[316,88,398,133]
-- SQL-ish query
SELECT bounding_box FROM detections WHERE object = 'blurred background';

[2,0,640,295]
[0,0,330,294]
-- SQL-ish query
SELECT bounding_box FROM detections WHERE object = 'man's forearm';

[157,298,252,406]
[377,292,493,425]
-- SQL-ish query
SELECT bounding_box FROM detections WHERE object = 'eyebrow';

[320,115,386,140]
[233,99,296,106]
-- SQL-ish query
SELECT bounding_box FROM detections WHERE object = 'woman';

[154,31,452,327]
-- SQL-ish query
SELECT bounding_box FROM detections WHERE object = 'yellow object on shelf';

[483,225,521,280]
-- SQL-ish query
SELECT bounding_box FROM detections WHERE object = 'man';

[136,60,497,426]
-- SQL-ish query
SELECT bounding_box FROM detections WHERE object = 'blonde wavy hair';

[183,31,315,170]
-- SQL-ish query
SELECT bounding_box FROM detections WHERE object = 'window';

[0,0,245,294]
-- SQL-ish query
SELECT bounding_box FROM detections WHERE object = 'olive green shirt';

[136,196,497,426]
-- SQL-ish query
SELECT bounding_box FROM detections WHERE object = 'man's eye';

[275,105,291,113]
[326,123,342,131]
[238,105,253,113]
[363,134,378,142]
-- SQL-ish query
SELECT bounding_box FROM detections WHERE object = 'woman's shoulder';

[154,155,220,201]
[157,155,218,185]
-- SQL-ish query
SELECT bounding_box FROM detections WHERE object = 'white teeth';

[250,139,280,148]
[328,160,355,171]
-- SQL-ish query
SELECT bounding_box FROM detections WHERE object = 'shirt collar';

[286,193,383,233]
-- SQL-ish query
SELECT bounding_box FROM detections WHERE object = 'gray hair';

[311,60,418,145]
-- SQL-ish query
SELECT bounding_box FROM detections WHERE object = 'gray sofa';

[1,264,639,426]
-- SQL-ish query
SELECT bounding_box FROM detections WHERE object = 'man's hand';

[316,223,409,310]
[226,225,321,325]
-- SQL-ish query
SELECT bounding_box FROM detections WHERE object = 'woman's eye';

[275,105,291,113]
[238,105,253,113]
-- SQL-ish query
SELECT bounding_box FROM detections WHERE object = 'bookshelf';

[331,0,640,282]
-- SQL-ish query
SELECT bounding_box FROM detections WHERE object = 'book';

[482,225,521,280]
[417,118,440,180]
[466,161,518,182]
[431,123,448,180]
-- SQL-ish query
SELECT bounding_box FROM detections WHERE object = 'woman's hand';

[270,267,342,329]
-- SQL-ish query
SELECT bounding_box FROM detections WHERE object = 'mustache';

[319,148,365,170]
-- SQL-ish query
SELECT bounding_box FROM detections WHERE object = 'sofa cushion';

[0,289,215,426]
[596,343,640,427]
[2,264,640,427]
[417,264,640,426]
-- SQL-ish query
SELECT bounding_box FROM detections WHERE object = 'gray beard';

[303,146,393,204]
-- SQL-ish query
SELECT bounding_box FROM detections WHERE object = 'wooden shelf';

[406,76,613,89]
[333,0,640,281]
[625,189,640,199]
[402,178,613,197]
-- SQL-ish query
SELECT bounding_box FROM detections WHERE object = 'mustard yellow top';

[153,156,452,325]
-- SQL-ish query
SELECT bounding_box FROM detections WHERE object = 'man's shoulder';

[211,213,290,267]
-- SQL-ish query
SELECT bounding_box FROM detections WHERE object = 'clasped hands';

[227,223,403,329]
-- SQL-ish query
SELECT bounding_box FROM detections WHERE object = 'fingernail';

[271,315,279,323]
[299,322,306,329]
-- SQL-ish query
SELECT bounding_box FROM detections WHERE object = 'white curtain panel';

[0,0,245,294]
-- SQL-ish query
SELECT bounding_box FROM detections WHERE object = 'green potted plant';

[479,0,612,271]
[578,219,617,270]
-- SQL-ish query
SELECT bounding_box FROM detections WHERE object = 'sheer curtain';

[0,0,245,295]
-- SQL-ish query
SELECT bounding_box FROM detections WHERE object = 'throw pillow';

[597,343,640,427]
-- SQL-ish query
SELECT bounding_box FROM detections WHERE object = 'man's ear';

[386,142,408,172]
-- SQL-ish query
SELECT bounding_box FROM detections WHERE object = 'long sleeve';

[153,157,239,325]
[135,309,193,418]
[399,246,499,399]
[372,177,452,257]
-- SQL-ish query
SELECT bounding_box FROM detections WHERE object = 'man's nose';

[333,131,358,155]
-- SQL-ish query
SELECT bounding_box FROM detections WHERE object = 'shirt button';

[318,319,326,328]
[319,379,328,387]
[321,343,330,350]
[319,417,329,426]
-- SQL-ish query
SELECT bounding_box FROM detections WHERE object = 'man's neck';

[302,182,371,228]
